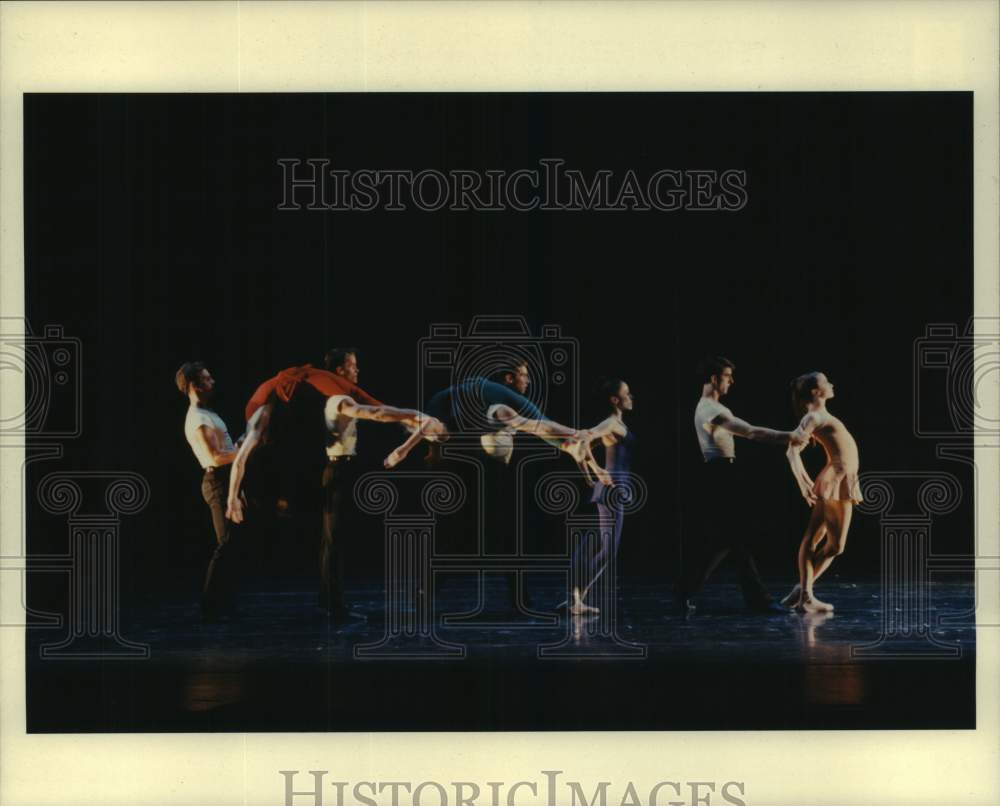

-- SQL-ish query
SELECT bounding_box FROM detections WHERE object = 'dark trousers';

[320,457,356,612]
[201,466,239,613]
[679,461,772,606]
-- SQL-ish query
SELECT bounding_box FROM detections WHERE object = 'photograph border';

[2,2,997,804]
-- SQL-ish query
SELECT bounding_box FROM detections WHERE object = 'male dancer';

[318,347,388,620]
[176,361,240,621]
[225,359,440,621]
[676,356,802,614]
[480,359,542,610]
[385,372,609,485]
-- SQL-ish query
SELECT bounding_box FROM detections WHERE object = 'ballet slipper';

[780,584,801,607]
[794,592,835,614]
[384,447,408,469]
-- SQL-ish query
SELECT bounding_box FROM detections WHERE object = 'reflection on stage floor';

[26,577,975,732]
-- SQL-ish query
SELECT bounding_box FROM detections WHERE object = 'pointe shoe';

[384,448,406,469]
[794,594,835,614]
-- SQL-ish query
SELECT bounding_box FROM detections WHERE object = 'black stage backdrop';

[24,93,972,612]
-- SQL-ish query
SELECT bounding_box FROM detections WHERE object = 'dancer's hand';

[796,476,817,507]
[226,493,246,524]
[561,437,613,487]
[788,429,809,448]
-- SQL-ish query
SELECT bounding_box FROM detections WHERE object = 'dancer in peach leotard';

[783,372,863,614]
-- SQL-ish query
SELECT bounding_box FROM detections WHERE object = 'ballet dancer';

[226,363,440,525]
[175,361,242,621]
[566,377,635,616]
[676,356,804,615]
[382,375,612,486]
[782,372,863,613]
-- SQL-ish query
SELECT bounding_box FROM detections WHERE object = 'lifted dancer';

[226,363,439,523]
[225,361,441,621]
[782,372,863,613]
[383,374,611,486]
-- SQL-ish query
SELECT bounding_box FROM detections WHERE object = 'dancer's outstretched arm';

[490,405,580,439]
[786,412,820,506]
[226,404,271,523]
[491,405,613,486]
[329,395,445,470]
[713,411,797,445]
[584,415,628,443]
[338,397,431,427]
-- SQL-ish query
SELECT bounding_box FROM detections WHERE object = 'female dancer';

[783,372,863,613]
[566,378,635,615]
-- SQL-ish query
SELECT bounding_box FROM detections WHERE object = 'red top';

[245,365,383,422]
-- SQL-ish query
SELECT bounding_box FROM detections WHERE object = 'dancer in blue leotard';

[567,378,635,615]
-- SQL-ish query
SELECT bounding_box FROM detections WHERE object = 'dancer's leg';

[202,467,238,617]
[384,416,447,468]
[783,514,826,606]
[811,502,851,584]
[319,459,348,613]
[577,500,622,613]
[677,464,730,604]
[568,527,600,615]
[795,500,851,613]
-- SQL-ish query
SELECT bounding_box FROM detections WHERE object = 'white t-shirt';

[694,397,736,460]
[184,405,235,469]
[324,394,358,458]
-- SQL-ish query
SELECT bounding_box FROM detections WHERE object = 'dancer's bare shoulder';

[600,418,628,446]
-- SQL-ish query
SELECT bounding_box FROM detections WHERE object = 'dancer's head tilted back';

[175,361,214,404]
[596,377,633,415]
[324,346,360,383]
[790,371,834,417]
[698,356,735,398]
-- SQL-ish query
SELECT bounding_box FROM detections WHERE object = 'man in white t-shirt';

[677,356,803,615]
[319,347,438,622]
[176,361,240,621]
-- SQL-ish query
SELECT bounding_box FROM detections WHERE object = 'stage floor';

[26,578,976,732]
